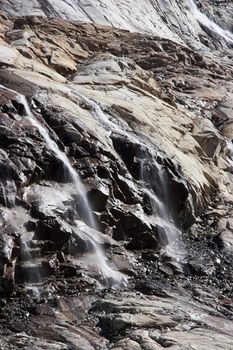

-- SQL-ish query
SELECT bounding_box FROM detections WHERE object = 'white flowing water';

[71,89,125,133]
[0,205,41,298]
[226,140,233,168]
[140,151,186,262]
[0,84,125,286]
[72,220,125,286]
[19,94,125,286]
[70,89,141,147]
[19,94,96,230]
[71,89,186,261]
[20,231,42,300]
[0,180,16,208]
[189,0,233,44]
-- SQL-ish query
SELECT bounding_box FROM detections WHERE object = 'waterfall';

[0,180,16,208]
[0,84,125,287]
[226,140,233,168]
[140,150,186,262]
[189,0,233,44]
[0,205,42,299]
[20,230,41,300]
[19,94,96,230]
[20,95,125,286]
[71,89,186,262]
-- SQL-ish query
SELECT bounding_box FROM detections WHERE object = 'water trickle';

[189,0,233,44]
[70,88,141,149]
[70,89,127,134]
[0,205,42,298]
[72,221,126,287]
[140,149,186,262]
[226,140,233,168]
[0,180,17,208]
[20,231,42,300]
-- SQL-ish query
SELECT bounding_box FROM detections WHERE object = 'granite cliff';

[1,0,233,49]
[0,1,233,349]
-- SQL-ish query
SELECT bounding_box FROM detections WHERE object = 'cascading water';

[20,230,42,300]
[0,180,16,208]
[71,89,124,133]
[0,202,42,298]
[71,89,186,262]
[189,0,233,44]
[226,140,233,168]
[20,95,125,286]
[0,84,125,287]
[19,94,96,230]
[140,150,186,262]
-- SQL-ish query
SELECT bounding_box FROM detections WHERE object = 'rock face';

[1,0,233,49]
[0,2,233,350]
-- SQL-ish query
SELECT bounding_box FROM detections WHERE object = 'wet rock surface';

[0,5,232,350]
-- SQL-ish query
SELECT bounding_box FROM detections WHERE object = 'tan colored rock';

[0,42,18,65]
[110,338,141,350]
[6,29,35,43]
[193,117,225,158]
[50,49,77,74]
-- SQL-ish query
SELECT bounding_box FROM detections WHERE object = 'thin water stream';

[20,230,42,300]
[19,94,96,231]
[140,150,186,261]
[71,89,125,133]
[189,0,233,44]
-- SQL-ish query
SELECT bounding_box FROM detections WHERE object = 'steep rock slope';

[1,0,233,49]
[0,0,233,349]
[0,11,232,349]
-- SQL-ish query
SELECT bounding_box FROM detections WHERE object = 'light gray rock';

[1,0,233,49]
[92,291,233,350]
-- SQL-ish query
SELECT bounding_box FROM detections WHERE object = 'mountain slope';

[1,0,233,49]
[0,2,233,350]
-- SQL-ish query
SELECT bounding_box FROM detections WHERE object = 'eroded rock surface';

[0,7,232,350]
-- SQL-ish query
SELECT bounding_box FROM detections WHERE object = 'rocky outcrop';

[1,0,233,49]
[0,6,233,350]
